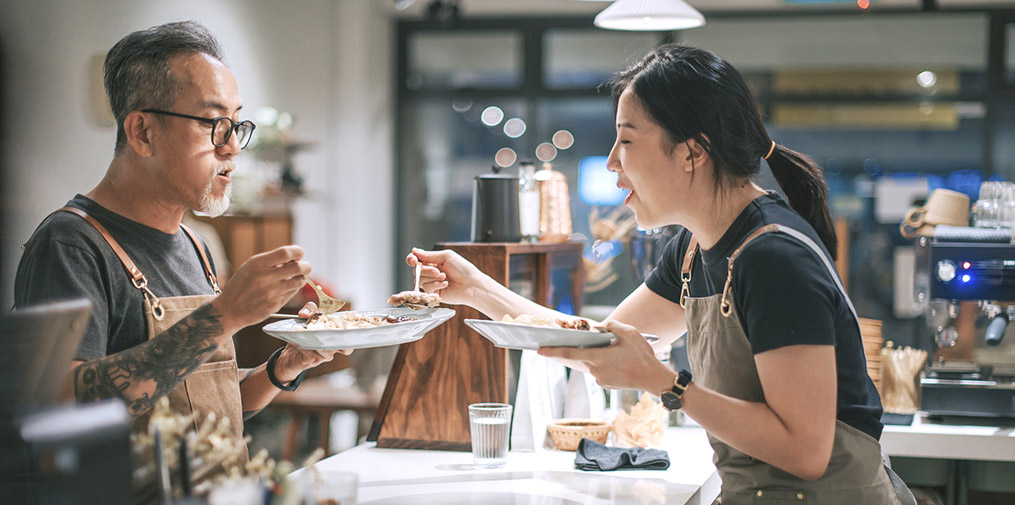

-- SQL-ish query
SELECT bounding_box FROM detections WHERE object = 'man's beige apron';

[679,223,901,505]
[58,207,246,459]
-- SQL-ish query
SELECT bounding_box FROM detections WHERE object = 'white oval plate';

[262,307,455,350]
[463,319,615,351]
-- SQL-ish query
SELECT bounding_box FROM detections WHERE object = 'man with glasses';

[13,21,340,451]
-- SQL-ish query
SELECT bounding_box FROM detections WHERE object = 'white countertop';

[303,426,719,505]
[880,413,1015,462]
[298,413,1015,504]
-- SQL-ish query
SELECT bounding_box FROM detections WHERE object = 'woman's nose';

[606,147,621,173]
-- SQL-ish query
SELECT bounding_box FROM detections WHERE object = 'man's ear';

[124,111,155,158]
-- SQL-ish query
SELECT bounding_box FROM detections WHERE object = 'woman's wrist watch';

[660,369,692,411]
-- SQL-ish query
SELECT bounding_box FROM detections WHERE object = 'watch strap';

[673,369,692,392]
[661,369,692,411]
[266,347,307,391]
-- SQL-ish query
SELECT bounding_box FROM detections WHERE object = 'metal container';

[536,162,572,242]
[471,166,521,242]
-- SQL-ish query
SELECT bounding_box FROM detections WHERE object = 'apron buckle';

[720,277,733,318]
[680,274,691,308]
[135,276,165,321]
[150,299,165,321]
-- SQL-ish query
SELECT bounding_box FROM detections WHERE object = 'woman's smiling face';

[607,87,688,229]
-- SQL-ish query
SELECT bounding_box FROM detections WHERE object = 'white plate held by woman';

[464,319,658,351]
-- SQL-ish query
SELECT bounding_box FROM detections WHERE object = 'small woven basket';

[546,418,612,451]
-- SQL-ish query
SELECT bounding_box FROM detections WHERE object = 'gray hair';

[104,21,224,153]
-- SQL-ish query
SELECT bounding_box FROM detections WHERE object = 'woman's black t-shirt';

[646,192,884,440]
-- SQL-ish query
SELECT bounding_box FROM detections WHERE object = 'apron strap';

[884,462,918,505]
[55,206,166,320]
[179,223,221,294]
[720,223,858,321]
[679,236,699,308]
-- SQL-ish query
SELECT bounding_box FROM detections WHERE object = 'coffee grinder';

[913,228,1015,419]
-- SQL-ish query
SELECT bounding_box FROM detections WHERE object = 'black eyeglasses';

[141,109,256,149]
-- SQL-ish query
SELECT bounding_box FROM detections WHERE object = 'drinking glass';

[1002,183,1015,229]
[468,403,512,468]
[974,181,998,228]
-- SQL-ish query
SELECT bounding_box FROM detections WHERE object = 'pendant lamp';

[593,0,705,31]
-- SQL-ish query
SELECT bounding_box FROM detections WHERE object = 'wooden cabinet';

[192,212,293,278]
[369,241,584,451]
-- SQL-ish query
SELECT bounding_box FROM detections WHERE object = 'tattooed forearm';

[73,303,224,416]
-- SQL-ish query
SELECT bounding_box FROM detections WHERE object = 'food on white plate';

[387,290,441,308]
[304,311,413,330]
[501,314,594,331]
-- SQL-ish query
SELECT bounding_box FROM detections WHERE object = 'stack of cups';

[973,181,1015,229]
[858,318,883,395]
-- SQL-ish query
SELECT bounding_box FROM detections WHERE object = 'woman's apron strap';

[679,236,699,308]
[720,223,858,321]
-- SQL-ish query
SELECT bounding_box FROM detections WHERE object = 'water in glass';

[468,403,512,468]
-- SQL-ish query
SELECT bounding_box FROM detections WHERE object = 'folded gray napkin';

[574,438,670,471]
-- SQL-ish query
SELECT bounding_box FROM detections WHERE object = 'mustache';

[216,160,237,175]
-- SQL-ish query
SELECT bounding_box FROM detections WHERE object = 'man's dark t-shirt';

[646,192,884,440]
[14,195,217,361]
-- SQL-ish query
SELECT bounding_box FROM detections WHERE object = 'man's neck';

[87,158,187,234]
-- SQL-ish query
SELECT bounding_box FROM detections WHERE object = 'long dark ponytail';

[610,44,837,259]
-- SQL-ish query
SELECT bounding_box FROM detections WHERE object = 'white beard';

[201,183,232,218]
[199,162,234,218]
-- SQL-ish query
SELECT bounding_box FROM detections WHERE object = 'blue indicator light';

[961,274,971,283]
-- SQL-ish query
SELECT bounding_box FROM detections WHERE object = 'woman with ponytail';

[407,44,912,504]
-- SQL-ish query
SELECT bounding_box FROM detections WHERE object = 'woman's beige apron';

[58,207,246,458]
[679,223,901,505]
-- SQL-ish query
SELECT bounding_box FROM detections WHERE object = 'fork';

[403,262,431,310]
[303,274,346,314]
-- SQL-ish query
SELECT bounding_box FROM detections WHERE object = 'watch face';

[661,391,682,411]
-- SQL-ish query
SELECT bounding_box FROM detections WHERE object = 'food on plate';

[559,318,592,331]
[388,290,441,308]
[303,312,414,331]
[501,314,594,331]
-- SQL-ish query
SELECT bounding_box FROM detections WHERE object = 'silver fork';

[404,262,430,310]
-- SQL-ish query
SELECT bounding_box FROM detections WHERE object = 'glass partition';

[544,29,658,89]
[408,32,522,89]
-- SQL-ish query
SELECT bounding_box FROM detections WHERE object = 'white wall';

[0,0,394,309]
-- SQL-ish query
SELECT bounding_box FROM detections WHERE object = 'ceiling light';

[594,0,705,32]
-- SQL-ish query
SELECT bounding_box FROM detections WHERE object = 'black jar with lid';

[471,165,521,242]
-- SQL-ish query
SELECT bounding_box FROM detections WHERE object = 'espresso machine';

[913,229,1015,419]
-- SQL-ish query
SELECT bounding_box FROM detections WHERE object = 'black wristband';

[266,347,307,391]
